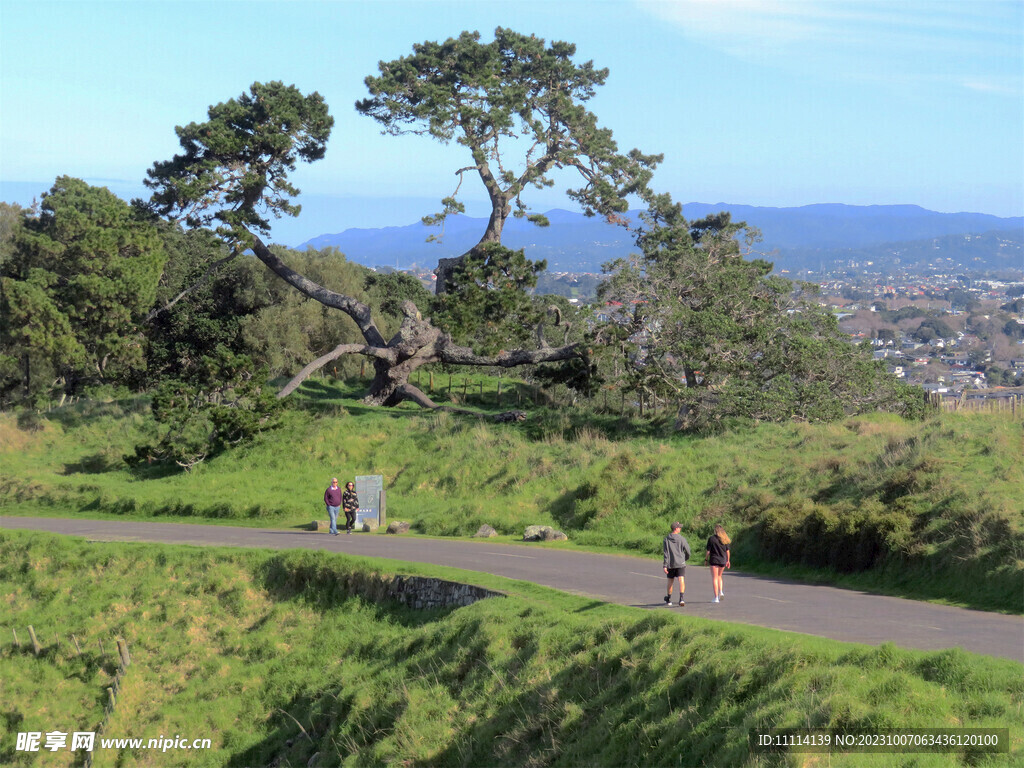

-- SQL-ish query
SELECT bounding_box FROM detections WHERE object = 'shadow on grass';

[224,688,331,768]
[284,378,685,443]
[124,460,195,481]
[256,553,461,629]
[572,599,611,613]
[62,453,123,475]
[36,396,150,430]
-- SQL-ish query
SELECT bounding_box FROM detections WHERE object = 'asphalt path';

[3,516,1022,663]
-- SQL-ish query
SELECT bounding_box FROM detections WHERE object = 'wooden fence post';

[28,626,41,656]
[117,639,131,668]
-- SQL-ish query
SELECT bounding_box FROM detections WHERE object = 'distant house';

[950,371,986,388]
[594,301,624,323]
[873,349,901,360]
[922,383,949,394]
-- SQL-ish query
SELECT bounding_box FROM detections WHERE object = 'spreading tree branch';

[145,251,239,322]
[277,343,397,399]
[248,235,388,349]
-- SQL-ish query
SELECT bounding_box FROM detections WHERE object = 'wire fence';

[926,392,1024,419]
[10,625,132,768]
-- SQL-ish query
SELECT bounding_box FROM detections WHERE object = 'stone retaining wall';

[340,571,503,610]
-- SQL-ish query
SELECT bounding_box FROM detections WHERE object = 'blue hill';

[297,204,1024,273]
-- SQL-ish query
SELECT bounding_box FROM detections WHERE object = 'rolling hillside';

[297,204,1024,273]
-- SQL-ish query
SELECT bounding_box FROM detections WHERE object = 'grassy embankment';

[1,531,1021,768]
[1,379,1022,613]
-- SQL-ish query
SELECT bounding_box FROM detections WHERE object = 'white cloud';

[636,0,1023,94]
[959,78,1019,96]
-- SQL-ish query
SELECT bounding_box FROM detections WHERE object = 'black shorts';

[666,566,685,578]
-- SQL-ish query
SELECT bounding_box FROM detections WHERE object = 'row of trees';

[1,28,922,465]
[0,180,166,401]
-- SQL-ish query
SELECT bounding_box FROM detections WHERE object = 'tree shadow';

[62,453,123,475]
[285,377,682,442]
[255,553,464,629]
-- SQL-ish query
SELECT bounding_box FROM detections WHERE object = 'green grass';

[1,531,1021,767]
[2,380,1022,612]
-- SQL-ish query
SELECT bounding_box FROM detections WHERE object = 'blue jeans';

[326,505,340,534]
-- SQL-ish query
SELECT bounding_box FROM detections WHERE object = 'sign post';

[354,475,384,529]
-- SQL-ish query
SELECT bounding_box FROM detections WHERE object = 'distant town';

[311,204,1023,399]
[813,270,1023,396]
[385,262,1024,398]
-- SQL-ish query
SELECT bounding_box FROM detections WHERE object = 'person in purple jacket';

[324,477,342,536]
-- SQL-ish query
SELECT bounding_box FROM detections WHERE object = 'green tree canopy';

[913,317,955,344]
[144,80,584,409]
[1,177,165,402]
[129,348,281,471]
[1003,319,1024,340]
[357,27,661,290]
[145,81,333,244]
[430,242,546,354]
[598,199,922,428]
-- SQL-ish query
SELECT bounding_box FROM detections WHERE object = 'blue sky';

[2,0,1022,246]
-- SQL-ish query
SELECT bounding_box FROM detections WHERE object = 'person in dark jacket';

[662,522,691,606]
[324,478,342,536]
[342,481,359,535]
[705,524,731,603]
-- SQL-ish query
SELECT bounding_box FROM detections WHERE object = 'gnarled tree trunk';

[249,233,583,409]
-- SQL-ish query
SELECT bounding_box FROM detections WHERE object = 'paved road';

[3,516,1022,663]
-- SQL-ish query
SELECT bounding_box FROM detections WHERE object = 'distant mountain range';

[299,203,1024,274]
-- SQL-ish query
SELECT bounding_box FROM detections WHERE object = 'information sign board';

[354,474,384,528]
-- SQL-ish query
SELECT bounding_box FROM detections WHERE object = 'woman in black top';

[705,524,731,603]
[342,482,359,534]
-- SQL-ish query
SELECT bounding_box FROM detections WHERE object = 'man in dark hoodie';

[662,522,691,606]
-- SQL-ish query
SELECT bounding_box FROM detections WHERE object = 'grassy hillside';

[1,532,1020,767]
[1,381,1022,612]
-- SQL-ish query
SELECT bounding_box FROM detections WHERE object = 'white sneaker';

[712,597,720,603]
